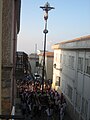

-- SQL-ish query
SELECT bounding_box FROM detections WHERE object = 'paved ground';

[15,98,72,120]
[15,100,72,120]
[63,112,72,120]
[24,111,72,120]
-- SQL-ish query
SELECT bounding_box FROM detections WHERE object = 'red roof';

[39,52,54,57]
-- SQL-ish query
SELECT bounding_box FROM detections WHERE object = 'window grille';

[85,58,90,75]
[67,85,73,100]
[81,98,88,119]
[55,76,60,86]
[63,55,66,64]
[76,93,81,111]
[69,56,74,69]
[60,54,62,63]
[78,57,83,72]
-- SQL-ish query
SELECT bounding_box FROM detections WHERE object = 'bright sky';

[17,0,90,54]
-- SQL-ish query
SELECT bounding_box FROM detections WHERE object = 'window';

[60,54,62,63]
[85,58,90,75]
[78,57,83,72]
[82,97,85,114]
[69,56,74,68]
[67,85,73,100]
[63,55,66,64]
[76,93,81,111]
[55,53,58,62]
[36,61,39,67]
[81,98,88,119]
[55,76,60,86]
[85,100,88,117]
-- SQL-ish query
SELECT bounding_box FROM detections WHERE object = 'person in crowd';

[60,104,64,120]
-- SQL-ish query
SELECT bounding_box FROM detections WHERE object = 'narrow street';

[15,80,72,120]
[16,98,72,120]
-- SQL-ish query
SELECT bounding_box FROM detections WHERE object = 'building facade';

[16,52,28,80]
[28,53,39,75]
[0,0,21,114]
[45,52,54,81]
[52,35,90,120]
[38,52,54,81]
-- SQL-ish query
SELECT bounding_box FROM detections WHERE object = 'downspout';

[12,0,17,107]
[73,50,78,113]
[79,50,86,120]
[0,0,2,114]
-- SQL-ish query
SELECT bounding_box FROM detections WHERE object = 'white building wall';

[29,54,39,75]
[46,56,53,80]
[52,49,61,90]
[61,50,76,106]
[62,50,90,120]
[52,36,90,120]
[29,60,35,74]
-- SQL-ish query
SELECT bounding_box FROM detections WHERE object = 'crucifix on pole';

[40,2,54,92]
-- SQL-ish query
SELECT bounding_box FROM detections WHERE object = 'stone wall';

[1,67,12,114]
[2,0,13,65]
[2,0,14,114]
[1,0,21,114]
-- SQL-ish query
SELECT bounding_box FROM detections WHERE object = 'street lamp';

[40,2,54,92]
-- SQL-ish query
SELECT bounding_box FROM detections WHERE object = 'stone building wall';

[2,0,14,114]
[1,0,21,114]
[2,0,14,64]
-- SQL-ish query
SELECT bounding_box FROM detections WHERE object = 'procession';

[17,79,67,120]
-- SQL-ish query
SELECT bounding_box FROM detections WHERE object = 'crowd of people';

[17,80,67,120]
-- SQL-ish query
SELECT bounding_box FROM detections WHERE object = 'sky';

[17,0,90,55]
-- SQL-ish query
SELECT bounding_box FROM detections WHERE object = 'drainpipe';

[12,0,17,107]
[0,0,2,114]
[73,50,78,116]
[79,50,86,120]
